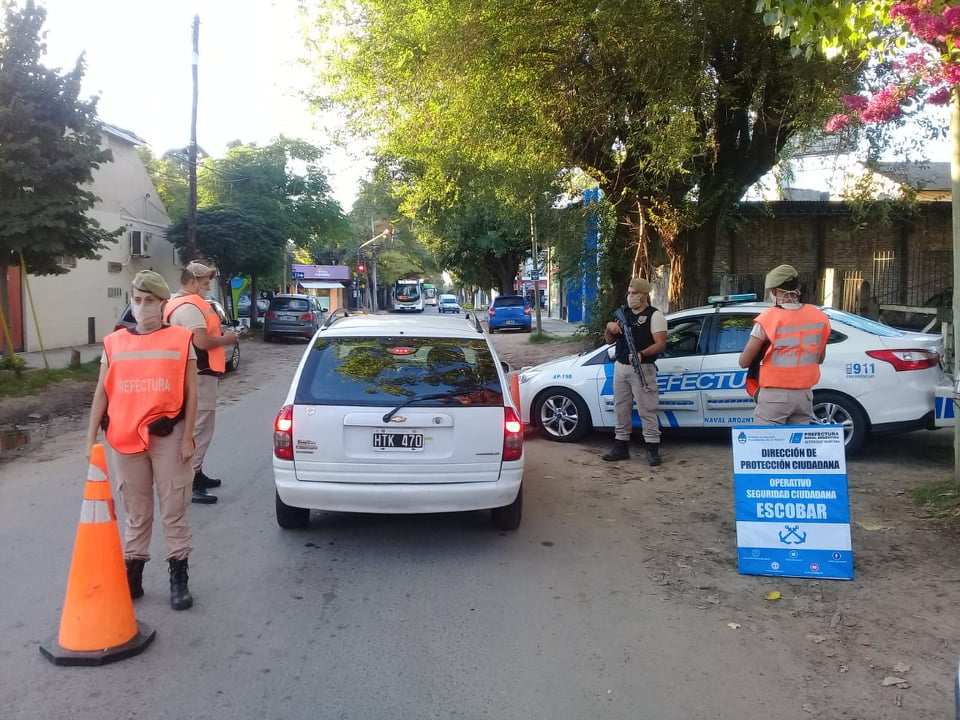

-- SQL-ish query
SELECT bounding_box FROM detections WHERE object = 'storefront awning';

[299,281,345,290]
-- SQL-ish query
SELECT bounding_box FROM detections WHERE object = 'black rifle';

[614,307,647,388]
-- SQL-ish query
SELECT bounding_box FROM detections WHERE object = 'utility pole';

[951,92,960,482]
[370,250,379,312]
[529,209,543,335]
[187,15,200,260]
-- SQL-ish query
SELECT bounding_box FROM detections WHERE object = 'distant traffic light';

[357,262,366,273]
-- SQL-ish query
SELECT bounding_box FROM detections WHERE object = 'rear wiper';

[382,386,487,423]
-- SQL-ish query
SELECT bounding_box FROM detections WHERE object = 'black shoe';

[125,558,145,600]
[602,440,630,462]
[192,479,218,504]
[196,470,222,489]
[647,444,662,467]
[168,558,194,611]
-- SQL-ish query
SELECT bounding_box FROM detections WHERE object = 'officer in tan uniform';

[164,262,239,504]
[739,264,831,425]
[602,277,667,466]
[86,271,198,610]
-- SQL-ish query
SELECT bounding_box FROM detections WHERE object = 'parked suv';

[487,295,532,333]
[437,294,461,314]
[272,313,524,530]
[263,294,324,342]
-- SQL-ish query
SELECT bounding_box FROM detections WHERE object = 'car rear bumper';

[274,462,522,513]
[491,321,531,330]
[266,323,314,335]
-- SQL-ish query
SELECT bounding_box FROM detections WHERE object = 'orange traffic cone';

[40,444,155,666]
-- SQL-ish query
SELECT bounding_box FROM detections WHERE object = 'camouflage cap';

[629,277,652,294]
[764,264,799,291]
[131,270,171,300]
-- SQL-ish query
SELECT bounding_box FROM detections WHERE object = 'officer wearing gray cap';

[739,265,831,425]
[86,270,199,610]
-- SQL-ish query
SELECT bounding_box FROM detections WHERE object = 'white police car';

[518,296,952,453]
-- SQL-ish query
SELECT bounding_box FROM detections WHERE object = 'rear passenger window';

[272,298,310,312]
[296,337,503,407]
[712,315,755,354]
[663,317,705,358]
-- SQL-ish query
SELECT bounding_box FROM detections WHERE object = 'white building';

[18,123,182,352]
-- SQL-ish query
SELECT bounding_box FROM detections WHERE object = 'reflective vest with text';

[103,326,192,454]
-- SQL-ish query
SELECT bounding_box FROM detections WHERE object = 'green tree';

[312,0,858,308]
[139,145,209,224]
[0,0,118,355]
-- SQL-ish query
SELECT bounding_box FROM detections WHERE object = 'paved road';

[2,337,811,720]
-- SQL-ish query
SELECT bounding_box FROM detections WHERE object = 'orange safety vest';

[163,294,226,374]
[755,305,830,390]
[103,326,193,454]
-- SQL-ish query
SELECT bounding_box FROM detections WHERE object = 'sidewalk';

[16,343,102,370]
[535,315,584,336]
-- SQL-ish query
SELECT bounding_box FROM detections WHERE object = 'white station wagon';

[518,298,950,453]
[273,312,524,530]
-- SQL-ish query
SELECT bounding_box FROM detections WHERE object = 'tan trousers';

[614,361,661,444]
[109,422,193,561]
[193,374,219,472]
[754,387,815,425]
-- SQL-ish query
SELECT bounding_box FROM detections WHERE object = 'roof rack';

[707,293,758,306]
[320,307,351,330]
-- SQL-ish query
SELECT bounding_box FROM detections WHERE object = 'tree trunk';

[249,274,259,327]
[0,264,16,358]
[668,218,720,310]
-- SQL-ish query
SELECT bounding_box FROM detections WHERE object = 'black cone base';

[39,621,155,666]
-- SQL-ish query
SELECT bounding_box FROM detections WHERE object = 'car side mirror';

[500,360,511,374]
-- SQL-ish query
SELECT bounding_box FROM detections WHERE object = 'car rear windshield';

[823,309,905,337]
[271,298,310,312]
[493,296,525,307]
[295,336,503,407]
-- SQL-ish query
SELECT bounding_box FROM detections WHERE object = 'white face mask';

[770,290,801,309]
[132,301,163,331]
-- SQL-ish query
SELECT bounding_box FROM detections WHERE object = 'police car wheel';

[812,391,867,454]
[535,389,591,442]
[275,491,310,529]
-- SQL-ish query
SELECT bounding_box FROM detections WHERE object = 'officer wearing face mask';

[602,277,668,466]
[86,271,199,611]
[738,264,831,425]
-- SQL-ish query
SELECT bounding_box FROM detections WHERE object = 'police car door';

[699,312,757,426]
[653,316,707,428]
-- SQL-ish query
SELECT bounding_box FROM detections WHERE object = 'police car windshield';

[822,309,904,338]
[295,336,503,407]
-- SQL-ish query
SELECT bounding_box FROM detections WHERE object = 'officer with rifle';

[602,277,668,466]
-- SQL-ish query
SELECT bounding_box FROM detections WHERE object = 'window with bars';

[107,287,123,298]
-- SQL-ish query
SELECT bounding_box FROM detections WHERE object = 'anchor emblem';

[778,525,807,545]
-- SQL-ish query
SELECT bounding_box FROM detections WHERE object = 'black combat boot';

[125,558,145,600]
[168,558,194,611]
[196,469,222,489]
[647,444,662,467]
[191,474,218,504]
[602,439,630,462]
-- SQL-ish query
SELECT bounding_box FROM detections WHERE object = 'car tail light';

[503,407,523,461]
[865,349,940,371]
[488,307,496,317]
[523,306,531,315]
[274,405,294,460]
[299,312,312,321]
[265,311,276,320]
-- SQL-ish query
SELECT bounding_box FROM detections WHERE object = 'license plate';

[372,432,424,451]
[281,313,298,321]
[506,320,517,325]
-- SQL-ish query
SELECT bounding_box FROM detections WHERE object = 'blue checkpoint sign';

[732,424,853,581]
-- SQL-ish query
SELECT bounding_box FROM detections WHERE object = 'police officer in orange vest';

[739,265,831,425]
[164,262,239,504]
[86,271,199,610]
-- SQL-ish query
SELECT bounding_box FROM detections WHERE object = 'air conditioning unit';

[129,230,151,258]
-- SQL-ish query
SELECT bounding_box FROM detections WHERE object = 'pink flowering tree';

[758,1,959,136]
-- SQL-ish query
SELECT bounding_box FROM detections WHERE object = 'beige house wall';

[22,131,180,352]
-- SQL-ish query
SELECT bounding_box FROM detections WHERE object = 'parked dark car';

[263,294,325,342]
[487,295,532,333]
[237,294,270,318]
[115,299,241,373]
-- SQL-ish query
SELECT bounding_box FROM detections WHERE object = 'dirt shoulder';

[491,331,960,719]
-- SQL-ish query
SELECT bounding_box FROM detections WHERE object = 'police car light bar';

[708,293,758,305]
